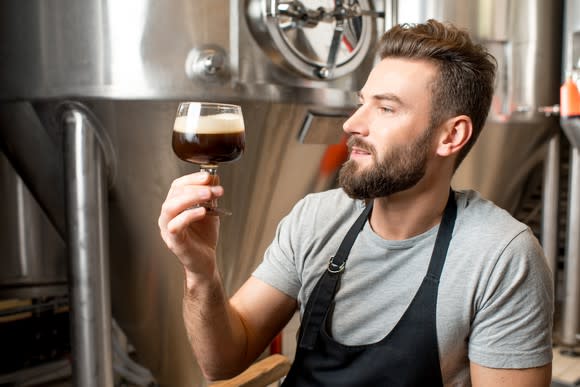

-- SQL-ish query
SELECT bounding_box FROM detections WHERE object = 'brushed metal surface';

[426,0,562,213]
[0,0,231,100]
[0,103,66,237]
[63,107,113,387]
[76,99,332,386]
[0,0,565,386]
[0,152,66,293]
[0,0,372,106]
[560,0,580,349]
[564,0,580,72]
[561,146,580,347]
[245,0,377,80]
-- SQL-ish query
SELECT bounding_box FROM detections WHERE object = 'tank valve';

[538,105,560,117]
[185,45,229,81]
[316,67,330,79]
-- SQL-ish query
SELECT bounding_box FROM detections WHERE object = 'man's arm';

[466,229,553,385]
[183,275,297,381]
[470,362,552,387]
[159,172,297,380]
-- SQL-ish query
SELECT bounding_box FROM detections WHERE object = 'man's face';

[339,57,438,200]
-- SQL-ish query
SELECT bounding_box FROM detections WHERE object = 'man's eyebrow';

[357,92,404,105]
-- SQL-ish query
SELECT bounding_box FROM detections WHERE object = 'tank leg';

[542,132,560,277]
[561,146,580,354]
[63,106,114,386]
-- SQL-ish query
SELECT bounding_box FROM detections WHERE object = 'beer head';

[173,113,245,135]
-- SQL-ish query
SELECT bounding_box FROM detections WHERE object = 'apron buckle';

[328,256,345,273]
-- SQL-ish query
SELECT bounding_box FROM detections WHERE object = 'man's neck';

[368,184,451,241]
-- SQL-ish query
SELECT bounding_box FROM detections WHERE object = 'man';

[158,19,553,386]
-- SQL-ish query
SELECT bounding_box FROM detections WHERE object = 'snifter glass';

[172,102,245,216]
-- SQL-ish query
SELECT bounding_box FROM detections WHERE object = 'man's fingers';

[159,173,224,245]
[159,185,224,231]
[164,185,223,214]
[166,207,207,234]
[161,187,208,220]
[169,172,210,194]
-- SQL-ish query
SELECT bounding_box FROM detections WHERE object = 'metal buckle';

[328,256,345,274]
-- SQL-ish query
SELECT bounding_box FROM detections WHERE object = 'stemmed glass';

[172,102,245,216]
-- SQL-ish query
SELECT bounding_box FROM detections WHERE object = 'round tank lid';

[246,0,379,80]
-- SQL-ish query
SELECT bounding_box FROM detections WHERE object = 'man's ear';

[435,115,473,157]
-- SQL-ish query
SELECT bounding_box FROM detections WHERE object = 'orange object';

[319,135,349,177]
[270,333,282,354]
[560,74,580,118]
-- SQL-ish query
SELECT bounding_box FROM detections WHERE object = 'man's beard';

[338,128,433,200]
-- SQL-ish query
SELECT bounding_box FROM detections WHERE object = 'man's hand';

[158,172,297,381]
[158,172,224,280]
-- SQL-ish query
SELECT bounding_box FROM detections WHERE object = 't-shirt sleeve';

[468,229,554,369]
[252,199,306,300]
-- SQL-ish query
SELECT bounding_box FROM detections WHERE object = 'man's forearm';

[182,269,251,381]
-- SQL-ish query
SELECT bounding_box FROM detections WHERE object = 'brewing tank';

[392,1,562,214]
[0,1,383,385]
[0,1,562,386]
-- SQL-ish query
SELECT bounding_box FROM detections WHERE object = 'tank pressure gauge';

[247,0,381,80]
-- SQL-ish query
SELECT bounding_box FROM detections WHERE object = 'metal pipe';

[542,132,560,276]
[562,145,580,348]
[63,106,114,387]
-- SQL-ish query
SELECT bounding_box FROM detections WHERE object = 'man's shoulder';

[303,187,353,201]
[454,189,534,244]
[285,189,363,231]
[456,189,526,227]
[299,188,362,213]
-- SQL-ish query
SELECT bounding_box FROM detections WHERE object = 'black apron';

[282,191,457,387]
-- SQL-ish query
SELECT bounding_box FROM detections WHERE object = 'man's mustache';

[347,136,376,156]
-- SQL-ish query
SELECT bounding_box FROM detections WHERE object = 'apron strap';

[330,200,374,272]
[299,201,373,350]
[426,190,456,281]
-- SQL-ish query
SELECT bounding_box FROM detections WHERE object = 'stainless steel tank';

[0,0,563,386]
[0,1,384,385]
[558,0,580,354]
[0,152,67,298]
[390,0,562,214]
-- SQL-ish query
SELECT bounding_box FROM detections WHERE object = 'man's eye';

[379,106,393,113]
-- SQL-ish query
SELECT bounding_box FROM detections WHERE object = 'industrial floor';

[552,346,580,386]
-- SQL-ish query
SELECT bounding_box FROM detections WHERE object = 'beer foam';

[173,113,245,134]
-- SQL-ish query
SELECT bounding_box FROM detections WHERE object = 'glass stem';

[200,164,218,209]
[200,164,218,176]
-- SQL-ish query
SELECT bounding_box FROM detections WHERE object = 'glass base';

[203,206,232,217]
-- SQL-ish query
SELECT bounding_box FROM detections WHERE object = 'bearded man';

[159,19,553,386]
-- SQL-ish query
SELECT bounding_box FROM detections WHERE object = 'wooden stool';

[209,354,291,387]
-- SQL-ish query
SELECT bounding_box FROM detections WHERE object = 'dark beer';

[172,131,245,164]
[172,113,245,165]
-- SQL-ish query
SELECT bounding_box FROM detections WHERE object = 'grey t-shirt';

[252,189,553,386]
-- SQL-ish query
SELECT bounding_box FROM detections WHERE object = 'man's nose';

[343,105,369,136]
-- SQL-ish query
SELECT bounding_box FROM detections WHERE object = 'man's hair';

[377,19,497,168]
